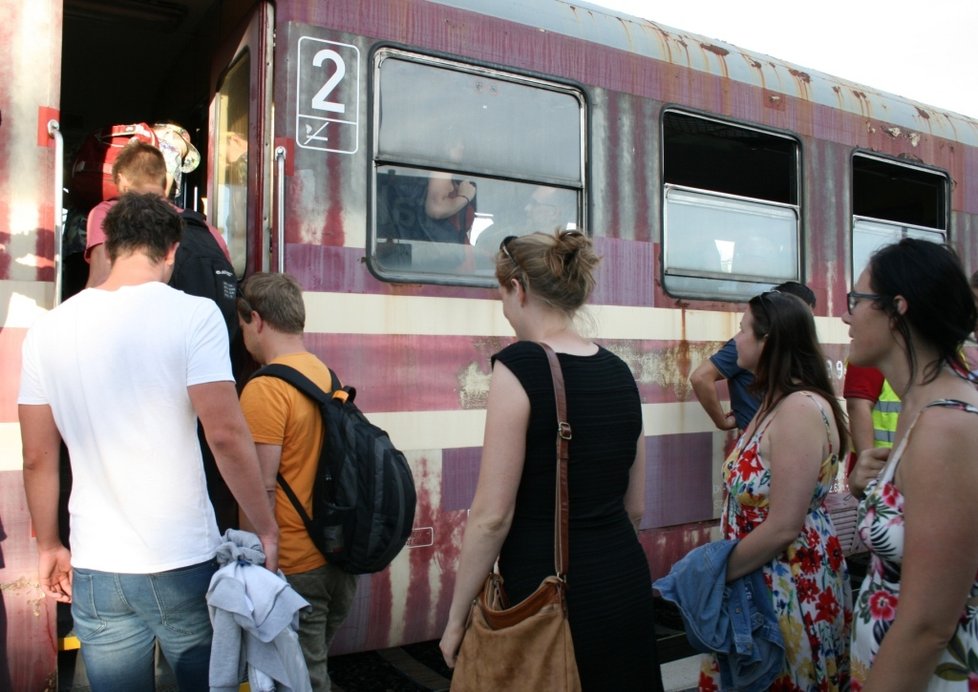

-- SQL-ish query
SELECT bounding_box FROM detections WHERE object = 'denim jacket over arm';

[653,539,784,692]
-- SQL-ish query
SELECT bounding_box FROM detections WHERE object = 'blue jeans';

[71,559,217,691]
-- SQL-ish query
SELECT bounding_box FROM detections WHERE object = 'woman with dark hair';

[439,230,663,691]
[700,290,852,691]
[846,239,978,690]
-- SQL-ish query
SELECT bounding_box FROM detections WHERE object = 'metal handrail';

[274,146,286,273]
[48,119,64,306]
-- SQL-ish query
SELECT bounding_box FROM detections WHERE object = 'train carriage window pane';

[662,111,800,300]
[371,52,585,286]
[374,166,578,281]
[664,187,798,300]
[213,52,250,276]
[376,58,581,182]
[852,218,946,279]
[851,154,948,279]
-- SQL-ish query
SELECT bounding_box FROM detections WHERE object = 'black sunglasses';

[499,235,519,266]
[847,291,881,314]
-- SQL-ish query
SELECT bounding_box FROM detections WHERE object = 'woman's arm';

[725,393,830,581]
[848,446,890,498]
[624,429,647,530]
[440,360,530,666]
[862,407,978,691]
[425,174,475,220]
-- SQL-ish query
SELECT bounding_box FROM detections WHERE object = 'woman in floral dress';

[700,290,851,691]
[846,239,978,691]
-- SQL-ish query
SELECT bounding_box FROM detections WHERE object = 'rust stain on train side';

[608,341,719,401]
[644,522,717,579]
[788,68,812,84]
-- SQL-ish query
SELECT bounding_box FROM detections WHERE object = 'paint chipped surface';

[608,341,720,401]
[1,575,46,617]
[457,361,491,409]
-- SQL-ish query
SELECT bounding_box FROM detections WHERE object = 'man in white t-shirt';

[18,192,278,690]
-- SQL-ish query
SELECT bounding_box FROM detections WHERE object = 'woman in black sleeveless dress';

[440,230,662,691]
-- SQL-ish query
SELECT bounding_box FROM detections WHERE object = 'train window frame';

[851,152,949,279]
[212,50,251,277]
[368,48,587,287]
[660,110,802,302]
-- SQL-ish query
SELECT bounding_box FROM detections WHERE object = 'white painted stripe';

[368,401,719,451]
[367,397,847,451]
[815,316,851,345]
[0,423,23,472]
[303,291,853,344]
[0,281,52,329]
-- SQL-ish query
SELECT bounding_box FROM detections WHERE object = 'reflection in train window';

[370,50,585,286]
[213,51,250,277]
[851,154,948,279]
[662,111,801,301]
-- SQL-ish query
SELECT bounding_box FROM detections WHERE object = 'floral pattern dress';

[700,394,852,691]
[851,399,978,690]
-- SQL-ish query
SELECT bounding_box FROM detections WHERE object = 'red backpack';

[69,123,159,209]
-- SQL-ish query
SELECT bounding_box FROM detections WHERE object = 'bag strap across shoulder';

[250,362,346,530]
[254,362,342,403]
[538,343,570,579]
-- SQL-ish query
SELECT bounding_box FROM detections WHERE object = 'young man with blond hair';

[237,272,358,691]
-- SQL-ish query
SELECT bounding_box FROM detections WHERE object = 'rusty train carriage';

[2,0,977,687]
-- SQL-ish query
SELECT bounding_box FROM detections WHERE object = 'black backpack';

[169,210,238,340]
[253,363,417,574]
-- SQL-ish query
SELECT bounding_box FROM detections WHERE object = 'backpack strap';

[251,362,346,532]
[255,363,333,402]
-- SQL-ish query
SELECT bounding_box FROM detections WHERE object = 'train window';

[370,50,585,286]
[213,51,251,276]
[851,154,948,278]
[661,111,800,301]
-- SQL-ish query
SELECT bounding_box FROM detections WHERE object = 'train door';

[0,0,63,687]
[209,1,275,278]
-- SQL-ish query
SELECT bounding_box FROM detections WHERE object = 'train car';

[3,0,977,686]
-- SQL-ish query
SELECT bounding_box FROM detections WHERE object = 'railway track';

[329,640,452,692]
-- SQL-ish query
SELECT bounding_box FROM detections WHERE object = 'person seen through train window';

[439,230,664,691]
[421,137,476,244]
[845,239,978,690]
[699,289,852,690]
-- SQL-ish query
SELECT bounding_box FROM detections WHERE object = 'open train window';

[369,50,585,286]
[851,153,948,278]
[661,111,800,301]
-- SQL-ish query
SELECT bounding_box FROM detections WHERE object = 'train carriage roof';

[434,0,978,145]
[63,0,978,147]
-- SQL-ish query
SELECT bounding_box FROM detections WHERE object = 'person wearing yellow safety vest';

[842,363,901,477]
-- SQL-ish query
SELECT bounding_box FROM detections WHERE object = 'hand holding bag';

[450,343,581,691]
